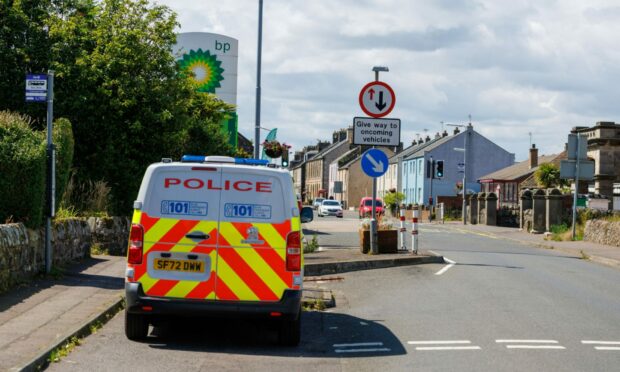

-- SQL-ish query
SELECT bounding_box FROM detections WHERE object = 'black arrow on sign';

[375,91,387,111]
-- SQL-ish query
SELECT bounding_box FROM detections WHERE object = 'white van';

[124,156,314,345]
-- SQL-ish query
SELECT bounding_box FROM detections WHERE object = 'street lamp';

[446,123,471,225]
[254,0,264,159]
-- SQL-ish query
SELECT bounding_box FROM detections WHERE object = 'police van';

[124,155,314,345]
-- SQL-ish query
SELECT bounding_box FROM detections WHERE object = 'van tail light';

[128,224,144,265]
[286,231,301,271]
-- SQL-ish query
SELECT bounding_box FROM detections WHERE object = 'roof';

[340,154,362,169]
[402,133,458,161]
[307,140,349,161]
[389,135,449,164]
[332,148,359,169]
[478,153,562,182]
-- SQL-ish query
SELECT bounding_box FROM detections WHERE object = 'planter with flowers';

[262,140,290,158]
[358,216,398,254]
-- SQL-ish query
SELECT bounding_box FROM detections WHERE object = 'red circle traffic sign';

[358,81,396,118]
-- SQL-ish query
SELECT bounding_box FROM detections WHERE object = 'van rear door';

[215,167,294,302]
[137,164,222,300]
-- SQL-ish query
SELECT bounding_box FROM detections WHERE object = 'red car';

[358,197,384,218]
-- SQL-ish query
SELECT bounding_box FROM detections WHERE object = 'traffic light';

[281,151,289,167]
[435,160,444,178]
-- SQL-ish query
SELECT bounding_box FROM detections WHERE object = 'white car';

[312,197,325,210]
[318,200,343,218]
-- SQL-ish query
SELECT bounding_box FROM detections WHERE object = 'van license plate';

[154,258,205,273]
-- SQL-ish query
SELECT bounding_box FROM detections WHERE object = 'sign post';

[361,148,389,254]
[560,133,593,240]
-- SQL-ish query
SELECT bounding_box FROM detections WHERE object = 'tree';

[535,163,566,188]
[383,190,405,216]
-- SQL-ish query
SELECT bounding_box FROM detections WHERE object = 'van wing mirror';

[300,206,314,223]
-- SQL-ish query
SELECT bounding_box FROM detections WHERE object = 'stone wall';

[584,220,620,247]
[0,217,129,293]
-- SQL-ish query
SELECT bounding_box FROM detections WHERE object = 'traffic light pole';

[429,156,433,223]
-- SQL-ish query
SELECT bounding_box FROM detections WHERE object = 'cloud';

[156,0,620,162]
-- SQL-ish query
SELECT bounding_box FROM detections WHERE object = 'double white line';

[408,340,480,351]
[582,340,620,351]
[496,340,565,349]
[333,342,390,353]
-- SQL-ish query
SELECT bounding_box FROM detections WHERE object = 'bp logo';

[178,49,224,93]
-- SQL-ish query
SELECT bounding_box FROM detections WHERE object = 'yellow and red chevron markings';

[128,212,299,302]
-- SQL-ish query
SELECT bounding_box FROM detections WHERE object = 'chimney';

[442,130,448,137]
[435,132,441,139]
[425,135,431,142]
[529,144,538,169]
[453,127,460,135]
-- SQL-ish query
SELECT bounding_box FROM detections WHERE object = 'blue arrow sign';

[361,148,388,178]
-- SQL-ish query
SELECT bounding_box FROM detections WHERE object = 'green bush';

[53,118,74,209]
[0,112,46,227]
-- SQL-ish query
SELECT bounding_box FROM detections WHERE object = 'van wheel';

[125,309,149,340]
[278,310,301,346]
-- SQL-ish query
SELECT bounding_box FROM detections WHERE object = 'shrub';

[0,112,47,227]
[53,118,74,209]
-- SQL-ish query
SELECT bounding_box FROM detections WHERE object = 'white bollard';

[399,208,406,251]
[411,205,419,254]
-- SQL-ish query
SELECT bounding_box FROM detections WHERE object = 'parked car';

[318,199,343,218]
[312,197,325,210]
[359,197,384,218]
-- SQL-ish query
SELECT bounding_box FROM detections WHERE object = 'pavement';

[1,222,619,371]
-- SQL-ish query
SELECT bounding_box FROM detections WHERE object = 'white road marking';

[333,342,383,348]
[505,345,565,349]
[581,340,620,345]
[415,346,481,351]
[496,340,559,343]
[360,321,368,326]
[335,348,391,353]
[329,326,338,330]
[434,256,456,276]
[595,347,620,351]
[408,340,471,345]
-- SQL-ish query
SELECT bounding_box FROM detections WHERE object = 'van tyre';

[125,309,149,340]
[278,310,301,346]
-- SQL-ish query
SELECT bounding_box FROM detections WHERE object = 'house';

[303,129,351,202]
[402,125,514,206]
[330,147,395,209]
[571,121,620,197]
[478,144,563,208]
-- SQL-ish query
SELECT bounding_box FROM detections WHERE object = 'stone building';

[571,121,620,197]
[302,129,350,202]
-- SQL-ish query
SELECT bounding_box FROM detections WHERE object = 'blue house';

[401,125,515,206]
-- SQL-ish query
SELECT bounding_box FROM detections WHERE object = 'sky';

[156,0,620,161]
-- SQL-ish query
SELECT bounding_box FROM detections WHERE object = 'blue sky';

[157,0,620,161]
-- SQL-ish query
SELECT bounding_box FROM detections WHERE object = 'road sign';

[25,74,47,102]
[361,148,389,178]
[567,134,588,160]
[560,159,595,180]
[352,117,401,146]
[359,81,395,118]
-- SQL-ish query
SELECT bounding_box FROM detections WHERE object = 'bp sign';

[173,32,238,106]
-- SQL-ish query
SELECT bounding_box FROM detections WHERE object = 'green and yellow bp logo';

[178,49,225,93]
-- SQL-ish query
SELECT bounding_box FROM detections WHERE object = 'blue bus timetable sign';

[25,74,47,102]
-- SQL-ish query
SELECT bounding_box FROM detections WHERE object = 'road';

[47,213,620,371]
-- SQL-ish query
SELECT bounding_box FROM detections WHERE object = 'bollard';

[411,205,419,254]
[399,208,406,251]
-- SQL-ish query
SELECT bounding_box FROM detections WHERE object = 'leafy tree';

[535,163,566,188]
[383,190,405,216]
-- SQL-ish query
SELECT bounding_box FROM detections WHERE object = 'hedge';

[53,118,74,208]
[0,112,46,227]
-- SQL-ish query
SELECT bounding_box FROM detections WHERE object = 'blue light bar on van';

[235,158,269,166]
[181,155,207,163]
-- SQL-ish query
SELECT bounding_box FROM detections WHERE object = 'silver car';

[317,200,343,218]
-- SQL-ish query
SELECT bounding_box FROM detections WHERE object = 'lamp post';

[368,65,388,254]
[446,123,471,225]
[253,0,264,159]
